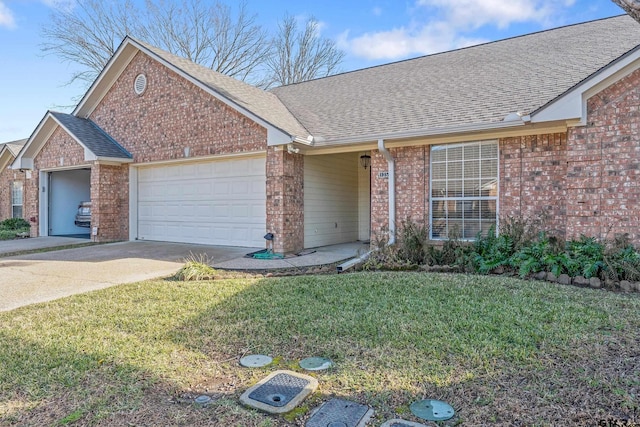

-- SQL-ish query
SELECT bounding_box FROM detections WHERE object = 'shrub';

[602,234,640,282]
[565,235,605,279]
[397,218,429,265]
[172,253,217,281]
[0,218,30,230]
[472,225,514,274]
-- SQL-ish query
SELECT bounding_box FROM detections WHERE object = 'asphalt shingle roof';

[271,15,640,143]
[1,139,27,156]
[50,112,132,159]
[133,38,311,140]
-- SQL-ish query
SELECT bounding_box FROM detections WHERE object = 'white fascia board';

[95,157,134,164]
[532,47,640,125]
[73,40,138,118]
[0,148,13,171]
[12,112,57,170]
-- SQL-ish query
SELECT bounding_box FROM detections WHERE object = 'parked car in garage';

[74,201,91,228]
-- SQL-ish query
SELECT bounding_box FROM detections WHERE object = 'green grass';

[0,272,639,426]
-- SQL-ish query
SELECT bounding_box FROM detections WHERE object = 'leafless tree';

[264,15,345,88]
[41,0,270,86]
[612,0,640,23]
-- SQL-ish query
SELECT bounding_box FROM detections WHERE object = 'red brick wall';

[90,52,267,162]
[565,67,640,242]
[370,150,390,240]
[0,165,25,221]
[370,146,428,242]
[266,147,303,253]
[91,164,129,241]
[499,133,567,238]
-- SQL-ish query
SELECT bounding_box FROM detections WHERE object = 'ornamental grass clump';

[172,253,217,281]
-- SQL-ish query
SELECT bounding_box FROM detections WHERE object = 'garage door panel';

[137,157,266,247]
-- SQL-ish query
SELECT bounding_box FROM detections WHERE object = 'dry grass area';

[0,271,638,426]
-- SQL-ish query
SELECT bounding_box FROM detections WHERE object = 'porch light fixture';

[360,154,371,170]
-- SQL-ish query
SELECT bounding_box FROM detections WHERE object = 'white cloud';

[0,1,16,29]
[343,22,486,60]
[343,0,577,61]
[417,0,577,29]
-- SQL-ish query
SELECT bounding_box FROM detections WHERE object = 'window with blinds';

[430,141,498,239]
[11,181,23,219]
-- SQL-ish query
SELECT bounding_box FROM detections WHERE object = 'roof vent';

[134,74,147,95]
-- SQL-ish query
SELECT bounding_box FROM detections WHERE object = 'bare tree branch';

[612,0,640,23]
[264,15,345,88]
[40,0,269,87]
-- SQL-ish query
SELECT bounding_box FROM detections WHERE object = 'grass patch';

[0,272,638,425]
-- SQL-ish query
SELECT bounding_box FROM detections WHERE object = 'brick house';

[0,139,27,221]
[11,15,640,252]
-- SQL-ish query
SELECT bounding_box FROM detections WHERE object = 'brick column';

[91,163,129,242]
[266,147,304,253]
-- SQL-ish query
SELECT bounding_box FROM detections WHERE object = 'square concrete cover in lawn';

[240,370,318,414]
[306,398,374,427]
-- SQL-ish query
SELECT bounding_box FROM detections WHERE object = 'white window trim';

[429,140,500,240]
[11,181,23,219]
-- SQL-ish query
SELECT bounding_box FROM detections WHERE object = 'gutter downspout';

[377,139,395,245]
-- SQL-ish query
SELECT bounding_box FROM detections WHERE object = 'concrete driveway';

[0,240,255,312]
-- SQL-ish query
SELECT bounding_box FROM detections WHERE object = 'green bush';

[0,218,30,230]
[565,236,605,278]
[397,218,429,265]
[473,225,514,274]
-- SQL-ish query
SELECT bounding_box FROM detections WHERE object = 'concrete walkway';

[0,238,369,312]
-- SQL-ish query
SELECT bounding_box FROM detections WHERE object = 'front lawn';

[0,272,638,426]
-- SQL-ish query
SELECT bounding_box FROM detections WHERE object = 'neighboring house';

[11,15,640,252]
[0,139,27,221]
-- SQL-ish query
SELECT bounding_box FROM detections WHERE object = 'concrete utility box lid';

[239,354,273,368]
[239,370,318,414]
[305,398,374,427]
[410,399,455,421]
[299,356,333,371]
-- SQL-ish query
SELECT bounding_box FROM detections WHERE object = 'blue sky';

[0,0,627,142]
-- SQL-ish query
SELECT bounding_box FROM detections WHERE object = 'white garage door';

[137,156,266,247]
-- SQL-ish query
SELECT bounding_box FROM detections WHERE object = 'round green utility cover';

[299,356,333,371]
[195,395,212,405]
[240,354,273,368]
[410,399,455,421]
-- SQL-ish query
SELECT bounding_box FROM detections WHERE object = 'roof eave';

[531,44,640,124]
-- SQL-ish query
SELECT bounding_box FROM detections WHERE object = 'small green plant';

[565,236,605,278]
[0,217,30,240]
[510,233,554,278]
[473,225,515,274]
[172,253,217,281]
[602,234,640,282]
[0,217,30,230]
[397,218,429,265]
